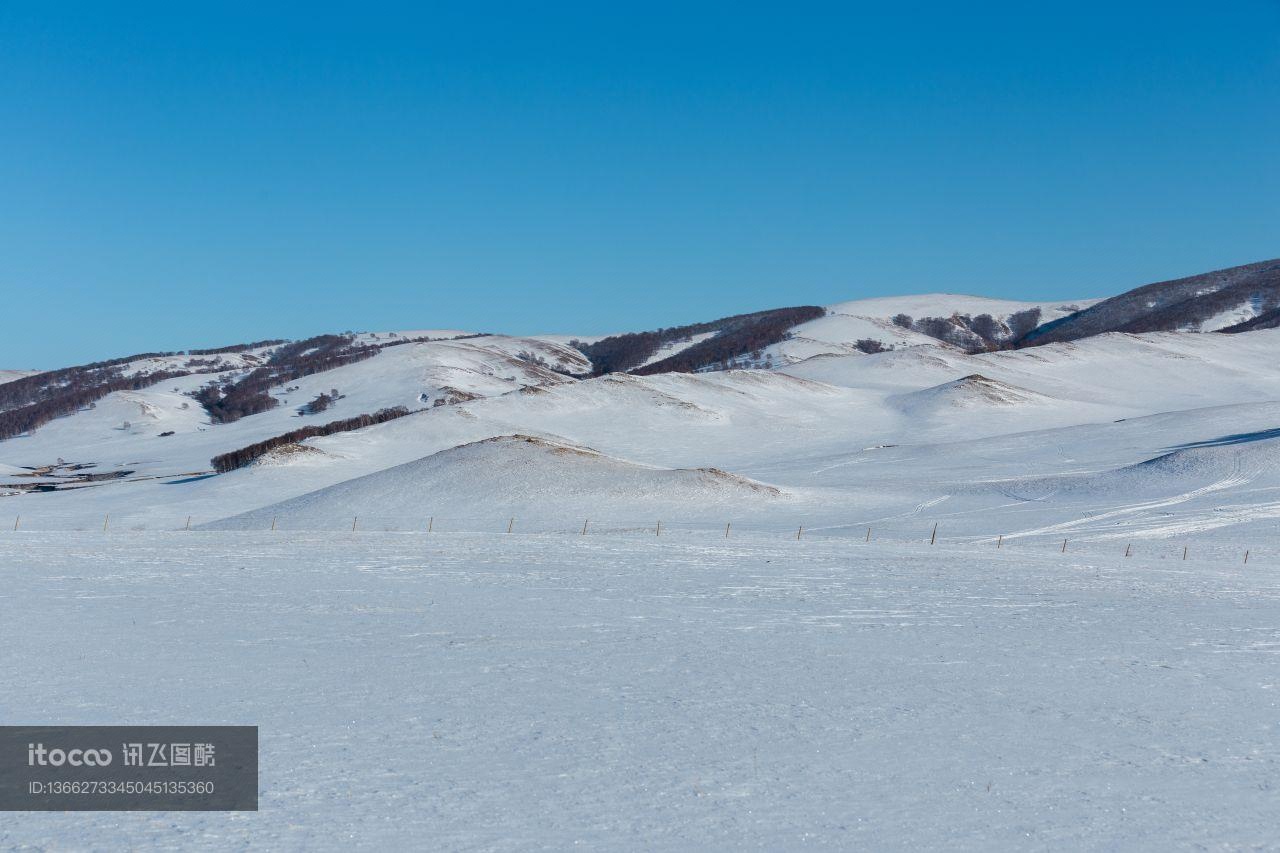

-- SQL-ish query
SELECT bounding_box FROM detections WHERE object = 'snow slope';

[0,369,37,384]
[10,317,1280,549]
[207,434,787,530]
[1021,258,1280,344]
[0,334,584,477]
[756,293,1098,366]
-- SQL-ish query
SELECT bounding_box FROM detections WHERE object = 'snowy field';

[3,530,1279,849]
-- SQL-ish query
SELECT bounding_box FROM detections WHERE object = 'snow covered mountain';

[6,258,1280,544]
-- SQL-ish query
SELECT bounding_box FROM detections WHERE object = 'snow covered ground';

[9,303,1280,847]
[3,530,1278,849]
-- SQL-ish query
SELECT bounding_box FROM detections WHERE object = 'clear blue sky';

[2,2,1277,368]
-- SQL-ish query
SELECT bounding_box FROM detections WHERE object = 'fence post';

[582,519,589,536]
[352,516,358,532]
[865,526,871,542]
[1182,546,1187,560]
[271,517,277,532]
[997,534,1002,549]
[1244,550,1250,564]
[929,522,937,545]
[507,517,514,534]
[656,521,661,536]
[725,522,731,538]
[11,516,17,532]
[184,516,191,531]
[428,516,433,533]
[796,525,803,540]
[1061,539,1067,553]
[1125,543,1131,557]
[103,514,109,532]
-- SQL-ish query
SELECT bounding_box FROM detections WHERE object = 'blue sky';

[2,2,1277,367]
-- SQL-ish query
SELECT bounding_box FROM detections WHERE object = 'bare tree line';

[209,406,414,473]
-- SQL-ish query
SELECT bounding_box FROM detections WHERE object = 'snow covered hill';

[0,369,37,384]
[1020,258,1280,345]
[9,261,1280,545]
[207,434,787,530]
[760,293,1097,364]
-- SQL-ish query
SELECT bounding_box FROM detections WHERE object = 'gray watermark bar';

[0,726,257,811]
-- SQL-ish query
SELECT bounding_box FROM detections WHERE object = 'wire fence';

[0,511,1269,566]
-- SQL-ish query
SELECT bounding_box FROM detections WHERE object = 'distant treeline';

[575,306,825,376]
[210,406,413,473]
[0,370,189,441]
[0,355,178,413]
[187,339,288,356]
[0,332,472,443]
[0,343,284,437]
[194,335,379,424]
[895,309,1044,353]
[375,332,493,349]
[633,306,826,374]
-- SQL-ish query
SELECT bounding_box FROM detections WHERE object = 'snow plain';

[2,530,1279,850]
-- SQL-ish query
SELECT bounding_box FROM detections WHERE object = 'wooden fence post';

[271,517,277,531]
[1061,539,1067,553]
[656,521,661,536]
[12,516,18,532]
[184,516,191,531]
[103,514,109,532]
[582,519,589,535]
[352,516,358,532]
[428,516,433,533]
[796,525,803,540]
[929,523,937,545]
[1244,550,1250,564]
[725,522,731,538]
[1125,543,1131,557]
[865,526,871,542]
[507,517,514,534]
[997,534,1002,549]
[1182,546,1187,561]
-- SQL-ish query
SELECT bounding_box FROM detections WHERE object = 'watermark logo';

[27,744,113,767]
[2,726,256,811]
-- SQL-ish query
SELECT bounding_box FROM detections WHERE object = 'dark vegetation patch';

[894,309,1043,352]
[210,406,414,473]
[0,332,484,442]
[634,307,826,374]
[0,369,190,441]
[574,306,825,376]
[298,392,338,416]
[193,335,377,424]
